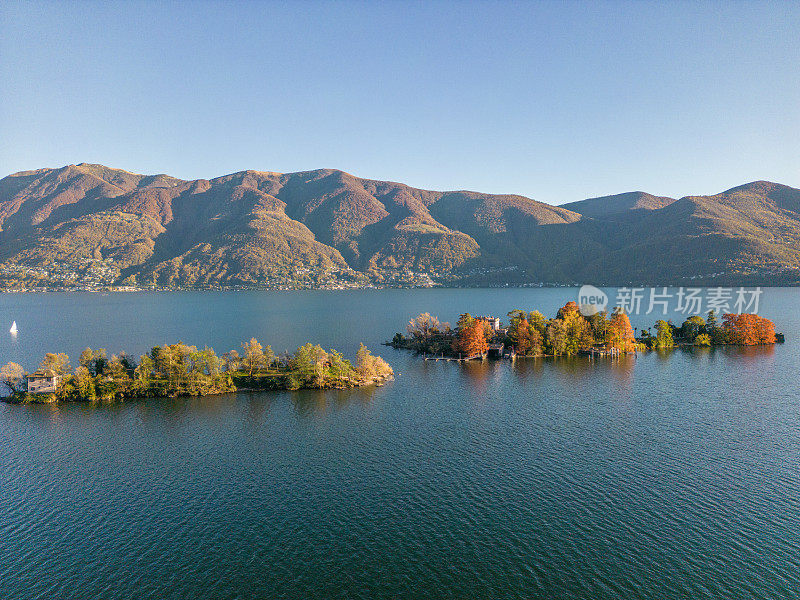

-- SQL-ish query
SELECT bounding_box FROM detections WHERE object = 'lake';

[1,288,799,599]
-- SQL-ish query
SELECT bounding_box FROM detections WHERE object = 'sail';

[10,321,18,334]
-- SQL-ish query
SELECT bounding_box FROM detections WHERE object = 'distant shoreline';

[3,281,800,293]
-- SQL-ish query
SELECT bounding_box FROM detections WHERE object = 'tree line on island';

[0,339,393,403]
[393,302,779,358]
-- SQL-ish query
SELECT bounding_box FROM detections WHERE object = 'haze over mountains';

[1,163,799,289]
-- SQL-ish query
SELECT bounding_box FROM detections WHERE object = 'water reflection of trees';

[677,344,775,369]
[448,355,640,395]
[510,355,636,384]
[718,344,775,362]
[445,344,777,393]
[139,386,382,421]
[508,357,545,382]
[21,386,385,427]
[126,393,245,430]
[457,360,498,393]
[290,386,379,417]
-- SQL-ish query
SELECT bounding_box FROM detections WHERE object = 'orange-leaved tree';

[558,302,594,354]
[453,320,489,357]
[556,301,581,320]
[512,318,543,356]
[722,313,775,345]
[607,309,636,353]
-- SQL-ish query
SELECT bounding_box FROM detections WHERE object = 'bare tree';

[407,313,442,340]
[0,362,26,395]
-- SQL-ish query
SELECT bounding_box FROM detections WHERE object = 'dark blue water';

[1,289,799,599]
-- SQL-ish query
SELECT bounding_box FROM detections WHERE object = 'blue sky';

[1,0,798,204]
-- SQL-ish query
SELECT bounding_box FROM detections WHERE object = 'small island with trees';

[1,340,393,404]
[390,302,781,360]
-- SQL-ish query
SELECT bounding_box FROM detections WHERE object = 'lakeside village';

[389,302,782,361]
[0,259,438,292]
[7,258,799,293]
[0,340,393,404]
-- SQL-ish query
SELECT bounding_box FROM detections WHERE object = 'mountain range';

[1,163,799,289]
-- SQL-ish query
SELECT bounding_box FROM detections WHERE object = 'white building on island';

[477,316,501,331]
[27,370,61,394]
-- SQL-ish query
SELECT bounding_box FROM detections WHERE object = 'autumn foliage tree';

[79,348,108,376]
[453,320,489,357]
[537,302,594,356]
[39,352,71,376]
[507,310,544,356]
[556,301,580,320]
[722,313,776,345]
[511,318,543,356]
[356,343,394,379]
[241,338,275,376]
[607,309,636,353]
[512,318,531,354]
[545,318,568,355]
[559,302,594,354]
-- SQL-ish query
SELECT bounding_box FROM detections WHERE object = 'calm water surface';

[1,289,799,599]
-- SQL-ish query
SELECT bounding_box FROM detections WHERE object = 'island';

[1,340,393,403]
[390,302,780,360]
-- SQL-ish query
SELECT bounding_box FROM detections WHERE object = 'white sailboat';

[9,321,18,335]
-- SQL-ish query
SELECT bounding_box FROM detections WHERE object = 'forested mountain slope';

[1,164,798,288]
